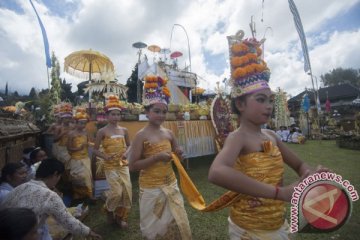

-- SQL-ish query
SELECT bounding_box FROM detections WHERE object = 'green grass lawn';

[82,140,360,239]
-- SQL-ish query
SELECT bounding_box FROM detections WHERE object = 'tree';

[60,79,75,103]
[5,82,8,96]
[126,63,142,103]
[320,68,360,88]
[29,87,37,99]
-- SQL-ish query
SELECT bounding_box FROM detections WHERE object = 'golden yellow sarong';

[68,135,93,199]
[102,136,132,222]
[139,140,191,240]
[171,141,288,239]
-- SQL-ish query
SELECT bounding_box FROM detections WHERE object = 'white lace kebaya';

[0,180,90,237]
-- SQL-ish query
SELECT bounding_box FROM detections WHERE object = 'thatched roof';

[0,117,40,140]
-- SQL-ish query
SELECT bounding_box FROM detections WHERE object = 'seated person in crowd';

[0,207,39,240]
[290,129,306,144]
[276,126,289,142]
[1,158,102,240]
[21,147,47,181]
[0,162,27,204]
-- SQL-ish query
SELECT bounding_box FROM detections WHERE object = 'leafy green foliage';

[320,68,360,88]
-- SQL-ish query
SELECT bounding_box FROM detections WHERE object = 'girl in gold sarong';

[208,30,329,240]
[129,75,191,240]
[67,107,94,201]
[93,95,132,229]
[53,103,74,168]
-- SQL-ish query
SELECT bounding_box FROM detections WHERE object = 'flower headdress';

[227,30,270,98]
[73,107,88,121]
[143,75,171,106]
[105,95,123,112]
[59,102,73,118]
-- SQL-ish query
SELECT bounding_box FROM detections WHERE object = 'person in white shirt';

[276,126,290,142]
[1,158,102,240]
[291,129,306,144]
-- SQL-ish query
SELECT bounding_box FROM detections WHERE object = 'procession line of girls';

[0,29,331,240]
[51,103,94,202]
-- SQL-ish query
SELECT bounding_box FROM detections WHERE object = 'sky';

[0,0,359,98]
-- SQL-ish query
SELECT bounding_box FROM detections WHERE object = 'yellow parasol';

[147,45,161,53]
[64,49,114,81]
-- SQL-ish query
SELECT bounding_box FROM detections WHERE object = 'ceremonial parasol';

[132,42,147,49]
[64,49,114,82]
[160,48,170,60]
[147,45,161,53]
[170,51,183,59]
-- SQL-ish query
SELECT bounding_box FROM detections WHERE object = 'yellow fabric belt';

[171,153,240,212]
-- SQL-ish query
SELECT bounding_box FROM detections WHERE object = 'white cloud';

[0,0,359,98]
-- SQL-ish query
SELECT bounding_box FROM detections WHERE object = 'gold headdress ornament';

[73,107,88,121]
[143,75,171,106]
[59,102,73,118]
[105,95,124,112]
[227,30,270,98]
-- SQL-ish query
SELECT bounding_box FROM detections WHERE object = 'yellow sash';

[171,153,240,212]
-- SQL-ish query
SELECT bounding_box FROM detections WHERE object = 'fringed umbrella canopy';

[64,49,114,80]
[85,81,128,100]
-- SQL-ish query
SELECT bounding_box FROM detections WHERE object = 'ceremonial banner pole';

[288,0,318,105]
[29,0,52,88]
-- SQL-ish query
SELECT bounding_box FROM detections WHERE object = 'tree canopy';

[126,63,142,103]
[320,68,360,88]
